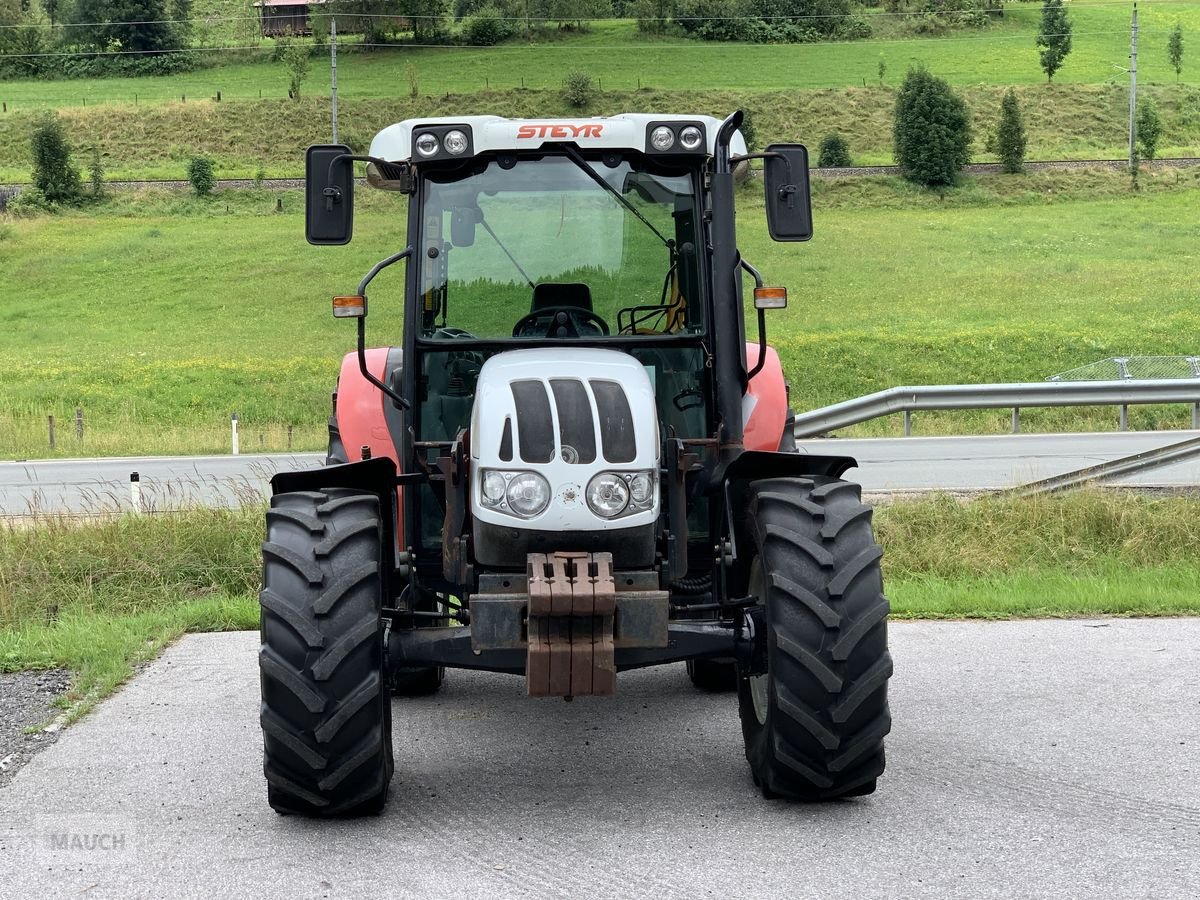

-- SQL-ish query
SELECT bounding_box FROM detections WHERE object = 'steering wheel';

[512,306,610,339]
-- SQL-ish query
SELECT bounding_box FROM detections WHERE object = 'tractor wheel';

[259,489,394,817]
[738,477,892,801]
[685,658,738,692]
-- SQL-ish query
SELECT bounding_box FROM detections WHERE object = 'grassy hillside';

[2,83,1199,183]
[1,6,1198,110]
[2,170,1199,457]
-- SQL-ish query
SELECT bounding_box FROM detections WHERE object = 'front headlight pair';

[479,469,656,520]
[481,470,551,518]
[585,471,655,519]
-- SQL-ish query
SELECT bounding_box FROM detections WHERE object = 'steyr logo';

[515,124,604,139]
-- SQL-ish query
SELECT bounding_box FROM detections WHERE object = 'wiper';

[479,212,535,288]
[557,143,673,251]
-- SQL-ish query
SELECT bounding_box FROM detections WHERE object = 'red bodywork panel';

[334,349,404,544]
[743,343,788,452]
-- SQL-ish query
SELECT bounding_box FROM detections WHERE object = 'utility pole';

[331,16,339,144]
[1129,3,1138,169]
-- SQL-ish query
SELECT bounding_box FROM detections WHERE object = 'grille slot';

[511,380,555,464]
[550,379,597,465]
[590,380,636,463]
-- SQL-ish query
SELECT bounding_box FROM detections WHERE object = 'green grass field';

[2,168,1199,458]
[3,490,1197,713]
[2,81,1200,183]
[2,6,1198,111]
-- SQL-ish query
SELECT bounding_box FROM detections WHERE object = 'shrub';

[8,186,55,217]
[463,6,517,45]
[405,63,419,98]
[739,109,758,153]
[187,157,215,196]
[1136,99,1163,163]
[563,70,596,108]
[30,112,82,205]
[818,133,852,168]
[995,88,1027,173]
[893,66,972,187]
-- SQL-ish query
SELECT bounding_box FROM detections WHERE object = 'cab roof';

[366,113,747,166]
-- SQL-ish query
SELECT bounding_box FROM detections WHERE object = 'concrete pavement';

[1,620,1197,899]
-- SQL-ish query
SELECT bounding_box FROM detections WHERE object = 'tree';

[632,0,677,34]
[281,40,309,99]
[1168,22,1184,82]
[69,0,183,52]
[893,66,972,187]
[1037,0,1072,82]
[30,111,82,204]
[995,88,1027,174]
[1136,98,1162,164]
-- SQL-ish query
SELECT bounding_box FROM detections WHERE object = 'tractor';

[258,111,892,816]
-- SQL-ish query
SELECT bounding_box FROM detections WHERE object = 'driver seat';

[531,282,592,313]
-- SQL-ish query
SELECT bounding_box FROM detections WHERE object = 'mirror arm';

[739,257,770,382]
[326,153,393,186]
[355,248,413,410]
[729,151,793,184]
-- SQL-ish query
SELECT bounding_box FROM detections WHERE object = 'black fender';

[271,456,401,599]
[716,449,859,595]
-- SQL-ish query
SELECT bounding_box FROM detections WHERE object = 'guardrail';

[792,378,1200,439]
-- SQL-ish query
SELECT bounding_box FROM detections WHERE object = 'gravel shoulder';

[0,669,71,788]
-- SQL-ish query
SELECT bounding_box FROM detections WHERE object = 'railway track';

[3,157,1198,196]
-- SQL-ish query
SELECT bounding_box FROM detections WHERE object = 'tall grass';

[2,490,1198,715]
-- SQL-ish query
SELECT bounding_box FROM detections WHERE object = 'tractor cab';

[258,112,892,818]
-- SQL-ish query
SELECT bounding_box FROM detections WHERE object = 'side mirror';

[306,144,354,245]
[450,205,482,248]
[762,143,813,243]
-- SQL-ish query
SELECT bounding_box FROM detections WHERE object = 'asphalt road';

[0,453,323,515]
[4,431,1200,514]
[2,621,1197,899]
[795,430,1200,492]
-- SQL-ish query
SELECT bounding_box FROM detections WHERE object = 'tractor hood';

[469,348,660,535]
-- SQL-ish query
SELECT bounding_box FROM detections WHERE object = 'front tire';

[738,477,892,800]
[259,489,394,816]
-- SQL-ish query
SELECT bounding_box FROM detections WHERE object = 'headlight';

[415,133,440,157]
[679,125,703,151]
[650,126,675,152]
[587,472,630,518]
[506,472,551,518]
[443,130,468,155]
[629,472,654,505]
[481,470,507,507]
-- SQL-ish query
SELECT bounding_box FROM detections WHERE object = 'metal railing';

[792,378,1200,439]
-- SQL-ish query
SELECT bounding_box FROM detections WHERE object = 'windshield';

[417,155,704,341]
